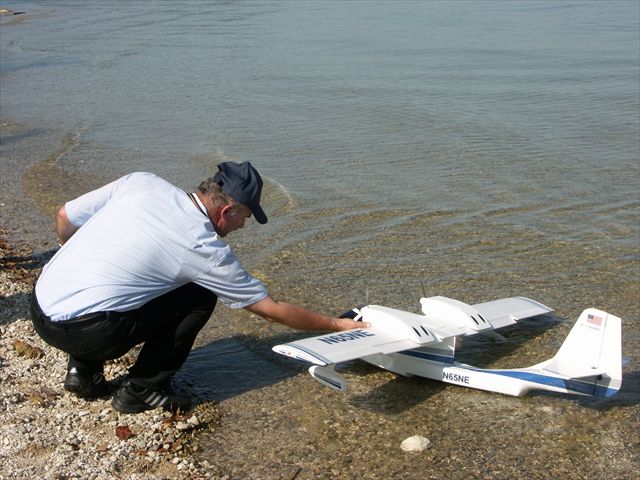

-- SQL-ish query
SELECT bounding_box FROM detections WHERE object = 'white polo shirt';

[35,172,269,321]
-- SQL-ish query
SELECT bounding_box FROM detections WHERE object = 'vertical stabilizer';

[534,308,622,397]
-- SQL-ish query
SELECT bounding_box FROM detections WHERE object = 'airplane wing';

[273,296,553,367]
[472,296,553,329]
[272,327,424,366]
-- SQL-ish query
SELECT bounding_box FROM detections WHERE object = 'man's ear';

[221,204,237,217]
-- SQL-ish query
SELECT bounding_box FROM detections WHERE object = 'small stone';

[186,415,199,426]
[400,435,431,452]
[175,422,191,431]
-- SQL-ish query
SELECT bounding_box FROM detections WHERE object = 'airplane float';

[273,296,622,398]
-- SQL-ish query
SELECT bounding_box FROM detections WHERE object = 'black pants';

[31,283,217,389]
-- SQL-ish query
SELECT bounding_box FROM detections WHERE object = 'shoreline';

[2,227,638,479]
[0,231,223,479]
[1,120,638,479]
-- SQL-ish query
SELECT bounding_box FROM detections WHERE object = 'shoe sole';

[111,392,191,414]
[111,395,155,414]
[64,382,110,399]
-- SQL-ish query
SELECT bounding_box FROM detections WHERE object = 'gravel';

[0,233,225,479]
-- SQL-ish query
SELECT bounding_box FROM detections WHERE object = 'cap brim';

[252,205,268,224]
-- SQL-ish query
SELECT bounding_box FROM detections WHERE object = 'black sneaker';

[64,367,110,398]
[111,379,192,414]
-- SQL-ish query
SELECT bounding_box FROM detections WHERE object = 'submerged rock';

[400,435,432,452]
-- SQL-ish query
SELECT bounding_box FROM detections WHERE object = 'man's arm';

[245,296,366,332]
[55,205,79,246]
[54,173,142,246]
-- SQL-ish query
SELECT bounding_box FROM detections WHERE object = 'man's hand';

[332,317,369,331]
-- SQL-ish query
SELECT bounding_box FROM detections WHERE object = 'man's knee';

[182,283,217,314]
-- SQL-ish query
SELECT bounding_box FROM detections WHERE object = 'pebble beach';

[0,234,222,479]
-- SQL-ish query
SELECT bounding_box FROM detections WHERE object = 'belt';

[31,292,111,328]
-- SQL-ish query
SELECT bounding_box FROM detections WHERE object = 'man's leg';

[126,283,217,388]
[32,284,215,409]
[64,357,108,397]
[111,283,216,413]
[31,294,136,397]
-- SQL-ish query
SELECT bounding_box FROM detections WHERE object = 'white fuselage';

[362,346,615,397]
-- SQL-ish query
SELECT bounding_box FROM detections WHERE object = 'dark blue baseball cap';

[213,161,268,224]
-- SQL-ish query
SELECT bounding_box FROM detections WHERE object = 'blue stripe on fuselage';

[468,369,618,398]
[397,351,618,397]
[398,349,455,364]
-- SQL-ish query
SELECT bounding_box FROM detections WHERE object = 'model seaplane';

[273,296,622,398]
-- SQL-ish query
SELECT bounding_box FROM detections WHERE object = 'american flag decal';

[587,313,603,326]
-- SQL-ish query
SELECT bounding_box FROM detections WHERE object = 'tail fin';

[535,308,622,397]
